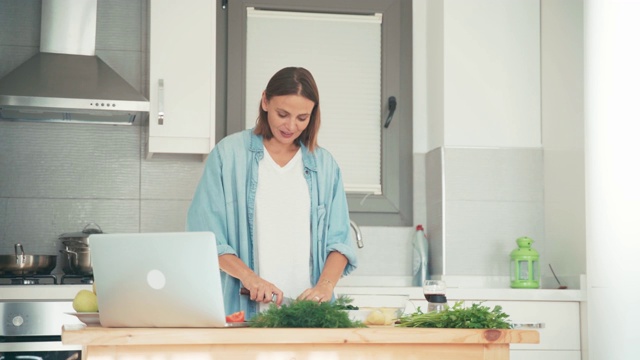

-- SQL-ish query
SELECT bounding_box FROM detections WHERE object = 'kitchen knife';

[239,287,294,306]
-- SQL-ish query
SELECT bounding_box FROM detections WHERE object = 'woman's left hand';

[298,279,334,303]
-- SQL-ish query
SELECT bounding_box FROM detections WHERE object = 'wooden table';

[62,324,539,360]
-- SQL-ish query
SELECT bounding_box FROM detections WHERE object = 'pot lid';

[59,222,103,239]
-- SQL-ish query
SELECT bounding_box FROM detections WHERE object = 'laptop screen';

[89,232,228,328]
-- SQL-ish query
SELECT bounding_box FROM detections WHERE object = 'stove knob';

[12,315,24,327]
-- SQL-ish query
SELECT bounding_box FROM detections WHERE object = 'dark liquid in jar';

[424,293,444,301]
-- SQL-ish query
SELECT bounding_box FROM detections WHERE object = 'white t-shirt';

[255,146,311,311]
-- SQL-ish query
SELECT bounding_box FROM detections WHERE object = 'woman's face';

[261,93,314,148]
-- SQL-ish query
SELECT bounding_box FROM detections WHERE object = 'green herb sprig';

[396,301,512,329]
[249,300,366,328]
[334,295,359,310]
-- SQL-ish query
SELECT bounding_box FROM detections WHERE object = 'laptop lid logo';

[147,269,166,290]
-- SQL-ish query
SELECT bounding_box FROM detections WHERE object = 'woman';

[187,67,358,319]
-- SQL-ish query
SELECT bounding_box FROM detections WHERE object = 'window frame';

[218,0,413,226]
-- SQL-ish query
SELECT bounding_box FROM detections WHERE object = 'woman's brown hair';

[253,67,321,152]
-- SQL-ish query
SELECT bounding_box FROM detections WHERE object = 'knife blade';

[239,287,295,306]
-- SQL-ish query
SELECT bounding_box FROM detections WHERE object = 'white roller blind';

[245,8,382,194]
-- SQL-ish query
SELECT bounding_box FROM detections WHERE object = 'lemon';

[380,308,398,325]
[365,309,386,325]
[73,289,99,312]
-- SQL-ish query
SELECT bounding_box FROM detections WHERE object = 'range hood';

[0,0,149,125]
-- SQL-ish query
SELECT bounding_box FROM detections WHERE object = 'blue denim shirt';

[186,129,358,319]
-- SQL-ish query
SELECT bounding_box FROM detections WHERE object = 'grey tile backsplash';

[140,125,205,200]
[0,122,140,199]
[445,148,544,202]
[426,147,545,276]
[0,120,197,275]
[0,0,40,47]
[96,0,146,52]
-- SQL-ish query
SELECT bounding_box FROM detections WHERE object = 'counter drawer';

[406,299,580,351]
[512,350,581,360]
[467,300,580,351]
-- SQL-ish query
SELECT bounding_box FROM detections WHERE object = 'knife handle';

[241,287,296,305]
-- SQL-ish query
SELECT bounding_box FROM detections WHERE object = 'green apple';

[73,289,98,312]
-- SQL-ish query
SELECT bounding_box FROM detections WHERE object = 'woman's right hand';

[218,254,285,305]
[241,274,284,305]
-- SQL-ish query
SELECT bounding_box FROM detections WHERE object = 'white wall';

[541,0,586,279]
[425,0,541,150]
[585,1,640,359]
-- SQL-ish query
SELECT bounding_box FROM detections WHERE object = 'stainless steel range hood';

[0,0,149,125]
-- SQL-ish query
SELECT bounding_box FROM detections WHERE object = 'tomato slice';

[225,310,245,323]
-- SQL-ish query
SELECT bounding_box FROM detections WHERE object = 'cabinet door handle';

[383,96,397,128]
[512,323,545,329]
[158,79,165,125]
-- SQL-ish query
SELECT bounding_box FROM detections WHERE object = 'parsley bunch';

[249,300,366,328]
[396,301,512,329]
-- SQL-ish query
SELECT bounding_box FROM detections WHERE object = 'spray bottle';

[412,224,429,287]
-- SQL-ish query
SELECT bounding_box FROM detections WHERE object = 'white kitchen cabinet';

[511,351,581,360]
[407,299,581,360]
[483,300,581,360]
[147,0,215,158]
[482,301,580,351]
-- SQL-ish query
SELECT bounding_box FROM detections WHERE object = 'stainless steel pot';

[59,247,92,275]
[58,222,103,275]
[58,222,103,247]
[0,244,57,275]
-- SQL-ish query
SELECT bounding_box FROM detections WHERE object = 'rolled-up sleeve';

[325,165,358,276]
[186,149,236,256]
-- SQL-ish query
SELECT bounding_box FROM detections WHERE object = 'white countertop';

[335,286,584,302]
[0,284,92,301]
[335,274,587,302]
[1,276,586,303]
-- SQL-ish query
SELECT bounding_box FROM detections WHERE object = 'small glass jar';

[427,294,448,313]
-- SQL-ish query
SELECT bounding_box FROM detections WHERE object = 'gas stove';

[1,276,92,302]
[0,274,59,285]
[0,274,93,286]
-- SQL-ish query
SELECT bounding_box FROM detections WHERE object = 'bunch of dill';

[249,300,366,328]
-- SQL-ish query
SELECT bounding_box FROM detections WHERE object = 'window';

[218,0,413,226]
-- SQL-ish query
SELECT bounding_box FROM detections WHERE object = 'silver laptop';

[89,231,246,328]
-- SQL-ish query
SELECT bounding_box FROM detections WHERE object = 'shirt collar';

[249,129,317,172]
